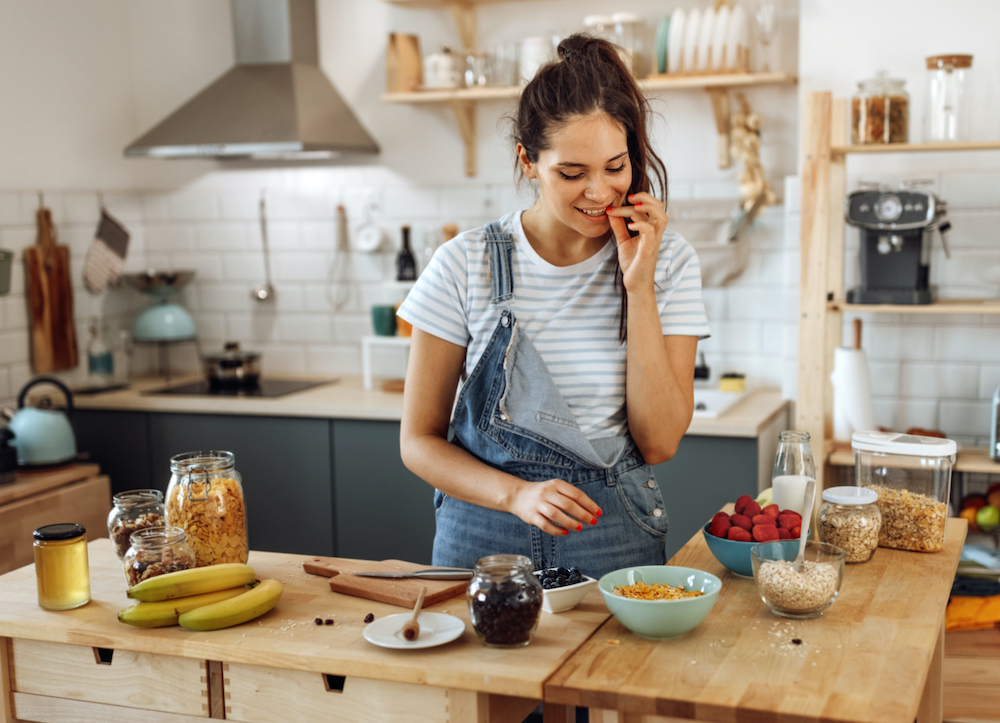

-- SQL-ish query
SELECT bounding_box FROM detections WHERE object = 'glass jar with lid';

[611,12,646,78]
[925,54,972,142]
[107,489,165,560]
[852,71,909,144]
[33,523,90,610]
[123,526,196,587]
[166,451,248,567]
[852,431,955,552]
[818,486,881,563]
[467,554,543,648]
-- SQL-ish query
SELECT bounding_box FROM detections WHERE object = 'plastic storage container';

[852,431,955,552]
[925,54,972,142]
[852,71,909,144]
[123,526,196,587]
[33,523,90,610]
[107,489,165,560]
[467,554,543,648]
[611,12,645,77]
[818,486,881,563]
[166,451,248,567]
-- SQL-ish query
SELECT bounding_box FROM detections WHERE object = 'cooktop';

[146,379,335,398]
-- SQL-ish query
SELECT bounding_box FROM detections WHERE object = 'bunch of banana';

[119,563,283,630]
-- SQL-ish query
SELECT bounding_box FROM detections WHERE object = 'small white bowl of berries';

[534,566,598,613]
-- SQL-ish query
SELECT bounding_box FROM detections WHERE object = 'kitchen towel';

[831,346,876,441]
[83,208,130,294]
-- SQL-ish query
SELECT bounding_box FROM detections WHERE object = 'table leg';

[542,702,575,723]
[917,621,944,723]
[1,637,21,723]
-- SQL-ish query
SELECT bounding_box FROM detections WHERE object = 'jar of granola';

[166,451,248,567]
[107,489,165,560]
[819,486,881,563]
[123,526,196,587]
[852,71,909,144]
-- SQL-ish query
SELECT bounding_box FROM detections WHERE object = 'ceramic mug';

[371,305,397,336]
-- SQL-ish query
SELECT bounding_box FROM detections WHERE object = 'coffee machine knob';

[877,235,892,255]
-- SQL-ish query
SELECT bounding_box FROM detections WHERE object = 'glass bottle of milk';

[771,430,816,516]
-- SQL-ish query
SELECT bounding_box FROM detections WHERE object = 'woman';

[397,34,710,579]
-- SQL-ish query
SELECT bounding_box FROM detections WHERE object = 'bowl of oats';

[597,566,721,639]
[751,540,845,619]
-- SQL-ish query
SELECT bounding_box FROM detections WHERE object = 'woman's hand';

[606,192,668,294]
[507,478,602,537]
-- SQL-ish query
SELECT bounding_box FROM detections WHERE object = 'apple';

[975,505,1000,534]
[960,507,981,533]
[961,493,987,512]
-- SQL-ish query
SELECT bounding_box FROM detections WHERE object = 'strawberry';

[712,511,731,523]
[777,528,791,539]
[751,514,776,527]
[742,500,762,518]
[777,513,801,530]
[762,504,780,519]
[727,526,752,542]
[752,525,780,542]
[790,526,801,538]
[708,518,732,538]
[730,513,752,531]
[734,495,755,515]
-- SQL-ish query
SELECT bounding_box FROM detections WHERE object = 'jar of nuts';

[123,526,196,587]
[467,554,542,648]
[107,489,165,560]
[818,487,881,563]
[166,451,248,567]
[852,70,909,144]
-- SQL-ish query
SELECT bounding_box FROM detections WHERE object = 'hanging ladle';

[252,193,275,302]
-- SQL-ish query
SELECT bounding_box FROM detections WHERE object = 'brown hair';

[512,34,668,342]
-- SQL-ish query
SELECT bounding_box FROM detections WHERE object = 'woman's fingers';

[515,479,602,537]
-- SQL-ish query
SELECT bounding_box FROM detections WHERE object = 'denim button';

[650,508,663,517]
[501,315,510,327]
[644,479,657,489]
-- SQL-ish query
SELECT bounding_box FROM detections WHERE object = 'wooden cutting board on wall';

[25,208,78,372]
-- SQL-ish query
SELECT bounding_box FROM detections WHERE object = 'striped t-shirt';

[397,210,711,439]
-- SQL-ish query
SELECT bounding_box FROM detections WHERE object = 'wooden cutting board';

[24,208,78,373]
[302,557,468,608]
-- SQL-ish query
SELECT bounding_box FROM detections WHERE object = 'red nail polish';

[576,524,583,531]
[596,509,603,517]
[606,205,614,212]
[564,529,570,536]
[634,202,643,207]
[628,194,635,199]
[590,518,597,525]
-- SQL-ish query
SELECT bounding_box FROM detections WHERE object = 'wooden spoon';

[793,478,817,573]
[401,585,427,641]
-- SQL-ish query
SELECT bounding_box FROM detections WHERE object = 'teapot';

[0,377,77,467]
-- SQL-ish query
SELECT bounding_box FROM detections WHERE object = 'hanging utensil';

[252,193,276,302]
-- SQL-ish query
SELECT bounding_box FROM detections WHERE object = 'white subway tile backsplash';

[64,193,100,224]
[0,194,20,225]
[900,362,979,400]
[0,331,28,365]
[389,186,442,220]
[171,254,222,281]
[146,225,195,252]
[306,345,360,375]
[195,223,248,251]
[979,365,1000,398]
[940,400,992,438]
[198,283,258,313]
[225,312,279,344]
[934,324,1000,362]
[141,194,170,222]
[223,255,267,282]
[103,193,143,223]
[332,314,372,343]
[276,314,334,344]
[300,221,335,250]
[255,343,306,374]
[169,193,219,221]
[941,172,1000,209]
[273,253,332,282]
[219,191,259,221]
[0,367,10,402]
[725,288,788,321]
[868,361,902,398]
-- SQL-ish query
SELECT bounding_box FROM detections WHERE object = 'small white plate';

[726,5,747,73]
[362,612,465,650]
[711,5,730,71]
[696,8,715,72]
[682,8,701,74]
[667,8,685,74]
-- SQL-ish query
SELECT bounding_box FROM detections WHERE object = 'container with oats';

[818,486,881,563]
[107,489,165,560]
[851,431,955,553]
[166,450,249,567]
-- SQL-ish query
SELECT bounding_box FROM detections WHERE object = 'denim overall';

[432,222,669,580]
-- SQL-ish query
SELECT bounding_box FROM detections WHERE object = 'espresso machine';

[844,186,951,304]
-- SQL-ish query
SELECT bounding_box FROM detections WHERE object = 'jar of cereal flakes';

[107,489,165,560]
[123,526,196,587]
[166,451,248,567]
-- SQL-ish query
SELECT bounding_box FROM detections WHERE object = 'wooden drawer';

[11,639,209,717]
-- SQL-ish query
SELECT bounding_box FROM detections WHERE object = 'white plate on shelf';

[726,5,748,73]
[667,8,685,74]
[711,5,730,71]
[362,612,465,650]
[696,8,715,72]
[654,16,670,74]
[682,8,701,74]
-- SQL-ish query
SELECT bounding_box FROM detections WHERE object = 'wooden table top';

[545,517,968,723]
[0,540,611,700]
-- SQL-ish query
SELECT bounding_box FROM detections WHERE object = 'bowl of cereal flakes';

[751,540,845,619]
[597,566,721,639]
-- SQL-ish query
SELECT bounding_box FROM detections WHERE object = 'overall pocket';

[615,469,669,539]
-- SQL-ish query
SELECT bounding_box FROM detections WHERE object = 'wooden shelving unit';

[797,91,1000,487]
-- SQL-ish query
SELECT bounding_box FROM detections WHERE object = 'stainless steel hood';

[124,0,379,160]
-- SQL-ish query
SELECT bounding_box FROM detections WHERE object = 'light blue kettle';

[0,377,77,467]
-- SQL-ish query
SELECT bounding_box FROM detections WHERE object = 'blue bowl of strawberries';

[702,495,803,577]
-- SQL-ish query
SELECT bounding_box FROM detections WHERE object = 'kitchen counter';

[74,376,789,437]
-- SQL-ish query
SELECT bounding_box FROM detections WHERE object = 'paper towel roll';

[831,347,876,441]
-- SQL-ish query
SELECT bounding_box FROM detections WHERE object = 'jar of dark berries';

[123,526,196,588]
[107,489,165,560]
[467,554,543,648]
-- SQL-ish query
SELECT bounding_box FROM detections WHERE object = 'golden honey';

[33,523,91,610]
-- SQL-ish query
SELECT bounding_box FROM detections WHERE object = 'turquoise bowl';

[702,522,756,577]
[597,566,721,639]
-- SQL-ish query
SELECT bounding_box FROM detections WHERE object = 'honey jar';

[33,523,91,610]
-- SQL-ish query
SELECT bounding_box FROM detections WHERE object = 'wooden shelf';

[829,299,1000,315]
[827,442,1000,475]
[832,140,1000,156]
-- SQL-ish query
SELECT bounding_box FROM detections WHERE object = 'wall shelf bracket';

[706,87,733,169]
[447,100,477,177]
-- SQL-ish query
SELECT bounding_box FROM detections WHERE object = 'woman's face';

[520,112,632,241]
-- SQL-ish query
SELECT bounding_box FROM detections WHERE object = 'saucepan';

[203,342,262,387]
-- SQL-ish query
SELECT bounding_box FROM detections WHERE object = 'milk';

[772,474,814,516]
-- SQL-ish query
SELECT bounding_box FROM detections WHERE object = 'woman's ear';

[516,144,537,179]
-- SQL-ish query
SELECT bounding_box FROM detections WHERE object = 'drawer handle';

[92,647,114,665]
[323,674,346,693]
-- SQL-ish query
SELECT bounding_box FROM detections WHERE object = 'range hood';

[124,0,379,160]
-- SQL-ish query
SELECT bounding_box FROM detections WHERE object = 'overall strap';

[484,221,514,305]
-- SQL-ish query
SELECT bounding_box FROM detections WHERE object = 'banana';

[127,563,256,602]
[755,487,773,508]
[119,587,249,628]
[178,578,283,631]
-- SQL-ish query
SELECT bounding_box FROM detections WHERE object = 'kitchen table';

[544,517,968,723]
[0,539,611,723]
